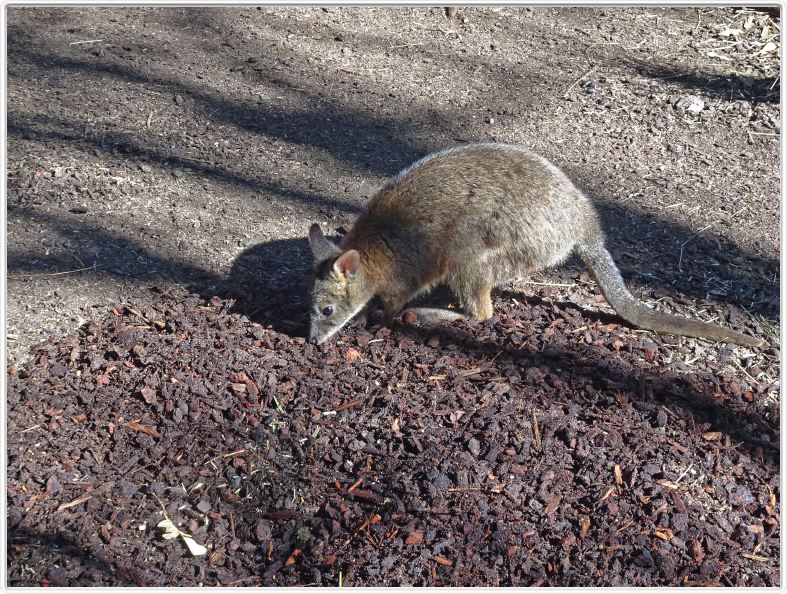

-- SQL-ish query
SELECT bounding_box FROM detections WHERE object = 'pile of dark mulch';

[6,286,779,586]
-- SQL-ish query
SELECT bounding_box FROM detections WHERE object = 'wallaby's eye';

[321,305,334,317]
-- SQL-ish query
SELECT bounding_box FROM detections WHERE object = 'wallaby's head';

[307,224,372,345]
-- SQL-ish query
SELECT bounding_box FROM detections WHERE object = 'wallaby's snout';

[307,317,327,345]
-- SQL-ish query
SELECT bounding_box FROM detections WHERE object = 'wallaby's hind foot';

[401,307,468,326]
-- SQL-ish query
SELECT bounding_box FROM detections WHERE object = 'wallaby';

[307,143,765,348]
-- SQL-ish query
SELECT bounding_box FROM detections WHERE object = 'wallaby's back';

[341,144,599,289]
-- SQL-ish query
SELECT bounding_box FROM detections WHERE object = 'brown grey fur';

[307,142,764,348]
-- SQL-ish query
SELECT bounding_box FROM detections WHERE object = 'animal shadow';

[219,238,313,337]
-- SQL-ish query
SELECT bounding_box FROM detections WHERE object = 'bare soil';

[5,6,781,587]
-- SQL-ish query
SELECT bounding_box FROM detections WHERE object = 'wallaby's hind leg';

[396,282,493,327]
[400,306,467,325]
[472,285,494,320]
[448,272,495,320]
[460,284,494,320]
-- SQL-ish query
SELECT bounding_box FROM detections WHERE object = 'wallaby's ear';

[333,249,360,278]
[308,223,340,263]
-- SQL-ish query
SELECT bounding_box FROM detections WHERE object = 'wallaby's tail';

[574,237,765,348]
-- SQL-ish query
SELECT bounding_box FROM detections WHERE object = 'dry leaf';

[405,531,424,545]
[701,432,722,441]
[157,519,180,540]
[391,417,402,438]
[345,347,362,362]
[718,26,742,37]
[760,41,777,54]
[183,535,208,556]
[614,464,623,486]
[157,519,208,556]
[579,515,591,538]
[654,528,673,541]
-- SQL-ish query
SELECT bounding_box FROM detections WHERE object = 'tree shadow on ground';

[6,36,434,180]
[624,57,779,103]
[393,319,778,466]
[6,524,144,586]
[5,114,362,218]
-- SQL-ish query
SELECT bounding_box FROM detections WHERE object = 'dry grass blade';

[126,420,161,438]
[56,493,92,511]
[741,552,769,562]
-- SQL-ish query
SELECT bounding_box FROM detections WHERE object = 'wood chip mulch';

[6,287,779,586]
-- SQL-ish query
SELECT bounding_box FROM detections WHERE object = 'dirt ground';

[5,6,781,587]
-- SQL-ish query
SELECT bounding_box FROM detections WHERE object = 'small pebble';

[581,79,598,93]
[675,95,704,114]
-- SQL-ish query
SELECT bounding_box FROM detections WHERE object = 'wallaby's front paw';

[352,311,368,328]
